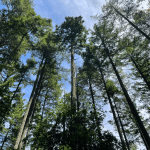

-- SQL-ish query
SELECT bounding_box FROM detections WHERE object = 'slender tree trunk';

[62,93,66,147]
[135,118,150,150]
[5,73,24,118]
[71,43,76,112]
[41,90,48,121]
[98,31,150,149]
[21,88,46,150]
[20,84,43,149]
[88,78,103,145]
[129,54,150,90]
[97,64,127,150]
[14,57,45,149]
[10,72,24,104]
[113,99,130,150]
[110,5,150,41]
[128,106,150,150]
[1,124,12,149]
[63,94,66,132]
[19,127,27,150]
[70,43,77,149]
[0,34,27,73]
[19,61,46,150]
[19,87,43,150]
[76,77,80,112]
[89,78,96,112]
[107,51,150,149]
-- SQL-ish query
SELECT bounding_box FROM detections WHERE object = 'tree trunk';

[89,78,96,112]
[71,43,76,112]
[107,50,150,149]
[0,34,27,73]
[110,5,150,41]
[19,60,46,150]
[63,94,66,133]
[97,63,127,150]
[10,72,24,104]
[129,54,150,90]
[76,76,80,112]
[98,31,150,149]
[41,90,48,121]
[14,57,45,149]
[1,124,12,149]
[128,107,150,150]
[88,78,103,146]
[113,99,130,150]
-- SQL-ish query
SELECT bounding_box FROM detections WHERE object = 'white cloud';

[58,0,104,29]
[34,0,105,30]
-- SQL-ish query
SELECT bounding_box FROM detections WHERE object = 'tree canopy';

[0,0,150,149]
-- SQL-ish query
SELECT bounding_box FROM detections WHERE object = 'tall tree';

[92,20,150,149]
[102,0,150,40]
[82,45,127,150]
[14,55,47,149]
[57,16,87,112]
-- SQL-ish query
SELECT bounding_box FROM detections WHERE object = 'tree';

[57,16,87,112]
[14,55,47,149]
[81,45,127,150]
[102,0,150,40]
[91,19,150,149]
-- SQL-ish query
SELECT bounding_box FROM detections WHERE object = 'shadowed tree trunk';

[23,90,48,150]
[1,125,12,149]
[19,60,46,150]
[110,5,150,41]
[89,78,102,144]
[129,54,150,90]
[97,62,127,150]
[0,34,27,74]
[76,74,80,112]
[98,30,150,149]
[14,56,46,149]
[10,72,25,104]
[113,98,130,150]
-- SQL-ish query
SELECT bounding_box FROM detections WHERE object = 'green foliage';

[59,145,72,150]
[56,16,87,53]
[106,79,120,97]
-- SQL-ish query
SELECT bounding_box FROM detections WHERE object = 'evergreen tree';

[57,16,87,112]
[91,19,150,149]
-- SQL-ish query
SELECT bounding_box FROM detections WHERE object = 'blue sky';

[33,0,103,29]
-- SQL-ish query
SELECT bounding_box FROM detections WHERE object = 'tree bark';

[110,5,150,41]
[113,99,130,150]
[10,72,24,104]
[107,50,150,149]
[89,78,102,143]
[71,43,76,112]
[19,60,46,150]
[0,34,27,73]
[1,124,12,149]
[41,90,48,121]
[98,31,150,149]
[14,56,45,149]
[97,63,127,150]
[76,76,80,112]
[129,54,150,90]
